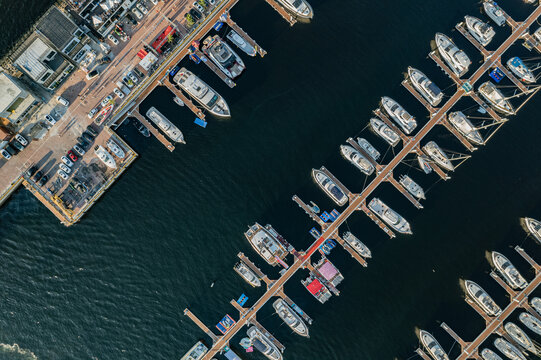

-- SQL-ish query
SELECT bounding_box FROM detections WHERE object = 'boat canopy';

[306,279,323,295]
[318,261,338,280]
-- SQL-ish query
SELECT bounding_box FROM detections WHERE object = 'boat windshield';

[207,94,218,107]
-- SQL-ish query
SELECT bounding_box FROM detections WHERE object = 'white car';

[1,149,11,160]
[136,3,148,14]
[132,7,143,19]
[73,144,85,156]
[57,169,69,180]
[127,72,138,84]
[107,33,119,45]
[57,96,69,106]
[101,95,113,106]
[15,134,28,146]
[149,0,158,5]
[61,156,74,167]
[45,114,57,126]
[114,88,125,99]
[193,2,205,12]
[207,0,215,4]
[88,108,98,118]
[59,163,71,174]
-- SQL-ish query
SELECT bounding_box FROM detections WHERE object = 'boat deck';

[359,201,396,238]
[412,145,450,181]
[162,81,206,120]
[385,173,423,209]
[346,138,383,173]
[192,49,236,88]
[130,109,175,151]
[276,287,313,324]
[373,108,410,144]
[468,91,505,122]
[429,51,463,85]
[237,252,273,287]
[455,22,491,59]
[332,232,368,267]
[225,13,267,57]
[440,117,477,152]
[494,59,529,93]
[401,80,438,115]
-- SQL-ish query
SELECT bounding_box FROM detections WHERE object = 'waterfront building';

[0,72,41,130]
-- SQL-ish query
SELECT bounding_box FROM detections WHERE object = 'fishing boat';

[368,198,412,234]
[202,35,245,79]
[244,223,288,266]
[478,81,514,115]
[233,261,261,287]
[524,217,541,243]
[465,15,495,46]
[370,117,400,147]
[272,299,309,337]
[465,280,502,316]
[448,111,483,145]
[94,103,114,126]
[357,137,381,161]
[423,141,454,172]
[417,155,433,174]
[399,175,425,200]
[504,322,537,354]
[519,312,541,336]
[302,274,332,303]
[419,330,449,360]
[94,145,117,169]
[226,30,256,57]
[484,1,506,27]
[277,0,313,19]
[493,337,527,360]
[435,33,471,77]
[480,348,503,360]
[506,57,535,84]
[491,251,527,290]
[146,107,185,143]
[246,326,283,360]
[311,168,348,206]
[408,67,444,107]
[381,97,417,134]
[343,231,371,258]
[181,341,208,360]
[106,139,125,159]
[531,297,541,315]
[340,145,375,175]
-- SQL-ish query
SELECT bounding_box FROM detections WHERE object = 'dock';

[440,117,477,152]
[455,22,491,59]
[429,51,462,85]
[129,109,175,152]
[515,245,541,273]
[440,322,469,349]
[183,308,220,343]
[385,173,423,209]
[359,201,396,238]
[494,59,529,93]
[415,348,433,360]
[304,262,340,296]
[332,232,368,267]
[263,0,297,26]
[193,49,236,88]
[225,13,267,57]
[291,195,328,228]
[489,271,517,297]
[468,91,505,123]
[401,79,437,115]
[373,108,409,144]
[412,146,450,181]
[346,137,383,173]
[162,81,206,120]
[237,252,273,287]
[320,166,353,200]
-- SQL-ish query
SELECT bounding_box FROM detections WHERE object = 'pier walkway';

[162,81,206,120]
[225,13,267,57]
[263,0,296,26]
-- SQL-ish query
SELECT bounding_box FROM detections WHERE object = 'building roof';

[318,260,338,281]
[36,7,78,50]
[0,73,23,113]
[13,38,51,80]
[306,278,323,295]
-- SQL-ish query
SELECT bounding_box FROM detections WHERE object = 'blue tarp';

[489,67,505,83]
[237,294,248,306]
[189,54,201,64]
[169,66,180,77]
[194,118,207,128]
[216,314,236,334]
[214,21,223,31]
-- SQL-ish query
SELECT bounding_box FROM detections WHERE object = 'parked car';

[82,131,95,142]
[45,114,57,126]
[11,141,24,152]
[86,69,100,80]
[127,72,138,84]
[126,13,138,25]
[73,144,85,156]
[77,138,89,150]
[25,166,38,177]
[61,156,74,167]
[114,87,125,99]
[67,150,78,162]
[57,96,69,106]
[132,7,143,19]
[57,170,69,180]
[193,2,205,13]
[108,33,119,45]
[189,8,202,20]
[136,3,148,14]
[88,108,98,118]
[149,0,158,5]
[101,95,113,106]
[33,170,43,182]
[59,164,71,174]
[4,145,16,156]
[133,68,145,79]
[38,175,49,186]
[86,125,98,137]
[1,149,11,160]
[15,134,28,146]
[123,77,134,88]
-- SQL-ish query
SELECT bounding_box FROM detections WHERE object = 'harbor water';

[2,0,541,359]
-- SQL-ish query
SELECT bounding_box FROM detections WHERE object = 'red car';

[67,150,78,162]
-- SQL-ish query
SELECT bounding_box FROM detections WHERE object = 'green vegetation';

[186,13,195,26]
[198,0,207,9]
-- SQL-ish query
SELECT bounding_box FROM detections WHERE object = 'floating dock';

[440,117,477,152]
[385,173,423,209]
[373,109,409,143]
[263,0,297,26]
[401,79,438,114]
[192,49,236,88]
[359,201,396,238]
[346,138,382,173]
[429,51,463,85]
[162,81,206,120]
[237,252,273,287]
[332,232,368,267]
[225,13,267,57]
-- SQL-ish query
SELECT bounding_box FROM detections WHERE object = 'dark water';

[2,0,541,359]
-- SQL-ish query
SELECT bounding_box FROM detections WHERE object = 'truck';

[115,81,131,96]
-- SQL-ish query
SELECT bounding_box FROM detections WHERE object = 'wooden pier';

[429,51,463,85]
[401,80,437,115]
[276,287,313,325]
[230,298,247,315]
[440,117,477,152]
[489,271,517,297]
[183,308,219,343]
[465,296,495,325]
[515,245,541,273]
[193,49,236,88]
[455,22,491,59]
[346,137,383,173]
[468,91,505,122]
[130,109,175,151]
[320,166,353,199]
[263,0,297,26]
[412,146,450,181]
[225,13,267,57]
[385,173,423,209]
[440,322,469,349]
[416,348,433,360]
[373,108,410,144]
[291,195,328,228]
[359,201,396,238]
[494,59,529,93]
[162,81,206,120]
[332,232,368,267]
[237,252,273,287]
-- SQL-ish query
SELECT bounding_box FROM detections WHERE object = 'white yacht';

[340,145,375,175]
[419,330,449,360]
[343,232,371,258]
[494,337,527,360]
[181,341,208,360]
[370,117,400,147]
[418,155,433,174]
[202,35,245,79]
[106,139,126,159]
[408,67,444,107]
[399,175,425,200]
[94,145,117,169]
[484,1,506,27]
[465,280,502,316]
[247,326,283,360]
[368,198,412,234]
[312,168,348,206]
[465,16,495,46]
[478,82,514,115]
[448,111,483,145]
[146,107,185,143]
[481,348,503,360]
[506,57,535,84]
[435,33,471,77]
[491,251,527,290]
[234,261,261,287]
[381,97,417,134]
[519,312,541,336]
[277,0,313,19]
[173,68,230,117]
[524,217,541,243]
[531,297,541,315]
[244,223,288,266]
[504,322,537,354]
[535,27,541,42]
[423,141,454,172]
[272,299,309,337]
[356,137,380,161]
[226,30,256,57]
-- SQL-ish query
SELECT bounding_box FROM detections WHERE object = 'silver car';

[73,144,85,156]
[59,163,71,174]
[61,156,74,167]
[57,169,69,180]
[15,134,28,146]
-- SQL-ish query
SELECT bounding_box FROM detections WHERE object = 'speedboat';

[423,141,454,172]
[343,232,371,258]
[418,155,433,174]
[465,280,502,316]
[312,168,348,206]
[94,145,117,169]
[181,341,208,360]
[531,297,541,315]
[340,145,375,175]
[277,0,313,19]
[484,1,506,27]
[465,15,495,46]
[448,111,483,145]
[370,117,400,147]
[478,82,514,115]
[146,107,185,143]
[247,326,283,360]
[234,261,261,287]
[133,119,150,137]
[244,223,288,266]
[435,33,471,77]
[381,97,417,134]
[524,217,541,243]
[491,251,527,290]
[356,137,380,160]
[368,198,412,234]
[106,139,126,159]
[173,68,230,117]
[504,322,537,354]
[226,30,257,57]
[506,57,535,84]
[519,312,541,336]
[408,67,444,107]
[494,338,526,360]
[481,348,503,360]
[173,96,184,106]
[202,35,245,79]
[272,299,309,337]
[399,174,425,200]
[419,330,449,360]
